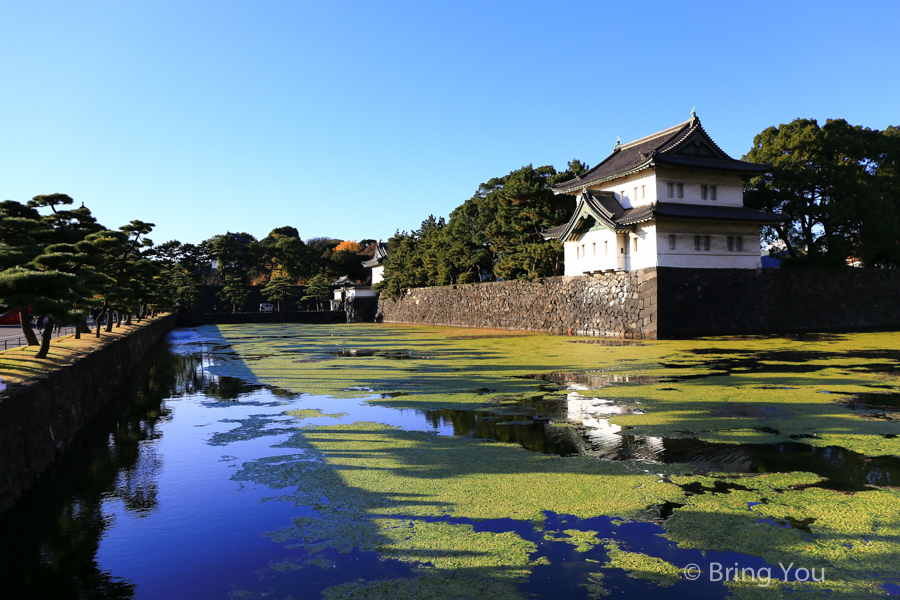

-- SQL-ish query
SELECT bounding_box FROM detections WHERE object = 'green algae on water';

[285,408,349,420]
[197,323,900,597]
[602,541,681,587]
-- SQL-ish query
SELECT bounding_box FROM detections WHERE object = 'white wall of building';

[563,228,620,276]
[654,167,744,207]
[558,164,764,273]
[655,221,762,268]
[564,220,762,274]
[347,287,378,298]
[590,171,657,209]
[625,223,659,271]
[371,265,385,285]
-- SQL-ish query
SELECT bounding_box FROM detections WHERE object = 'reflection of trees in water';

[0,342,190,599]
[167,350,272,401]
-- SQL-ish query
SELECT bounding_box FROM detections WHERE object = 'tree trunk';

[35,319,54,359]
[79,319,91,333]
[124,313,132,326]
[95,307,106,337]
[19,305,40,346]
[105,310,115,332]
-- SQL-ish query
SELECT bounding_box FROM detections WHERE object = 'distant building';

[361,242,388,285]
[331,275,378,311]
[543,112,785,275]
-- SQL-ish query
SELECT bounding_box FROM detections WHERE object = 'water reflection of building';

[565,393,664,460]
[534,372,659,389]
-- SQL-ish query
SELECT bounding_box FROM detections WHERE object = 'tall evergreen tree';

[744,118,900,267]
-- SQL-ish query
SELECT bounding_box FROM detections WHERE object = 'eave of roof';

[361,257,382,268]
[651,202,788,224]
[541,190,633,241]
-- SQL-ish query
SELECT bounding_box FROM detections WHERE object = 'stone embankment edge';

[375,267,900,339]
[0,314,176,515]
[376,268,658,339]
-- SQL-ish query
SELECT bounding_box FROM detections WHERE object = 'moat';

[2,324,899,599]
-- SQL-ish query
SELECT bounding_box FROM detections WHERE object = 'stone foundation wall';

[346,297,379,323]
[0,315,176,514]
[376,268,658,338]
[376,267,900,339]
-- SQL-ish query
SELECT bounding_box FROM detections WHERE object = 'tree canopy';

[744,118,900,267]
[376,160,586,296]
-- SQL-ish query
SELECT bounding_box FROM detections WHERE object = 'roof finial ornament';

[615,136,621,150]
[691,106,697,121]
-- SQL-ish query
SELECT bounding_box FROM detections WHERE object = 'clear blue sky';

[2,1,898,246]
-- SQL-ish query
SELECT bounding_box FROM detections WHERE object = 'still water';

[0,328,893,598]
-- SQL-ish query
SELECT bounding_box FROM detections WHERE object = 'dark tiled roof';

[541,223,568,239]
[651,202,788,223]
[361,242,387,268]
[551,116,769,193]
[541,189,631,241]
[617,204,656,225]
[543,195,786,239]
[586,190,625,221]
[653,155,769,173]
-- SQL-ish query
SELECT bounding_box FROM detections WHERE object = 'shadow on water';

[423,391,900,491]
[837,392,900,413]
[388,511,804,599]
[678,348,900,376]
[0,341,184,600]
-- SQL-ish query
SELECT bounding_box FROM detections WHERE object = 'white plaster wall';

[655,221,762,268]
[371,265,385,285]
[654,167,745,207]
[347,288,378,298]
[563,228,620,276]
[625,223,659,271]
[589,171,657,209]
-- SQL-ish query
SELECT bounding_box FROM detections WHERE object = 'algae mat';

[200,323,900,598]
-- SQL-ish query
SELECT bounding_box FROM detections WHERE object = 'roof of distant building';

[361,242,388,268]
[550,113,770,194]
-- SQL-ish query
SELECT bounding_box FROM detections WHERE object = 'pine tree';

[300,274,330,311]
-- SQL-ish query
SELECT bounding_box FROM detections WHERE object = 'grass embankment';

[0,316,167,389]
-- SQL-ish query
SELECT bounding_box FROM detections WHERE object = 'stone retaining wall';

[376,268,658,338]
[656,267,900,337]
[0,315,176,514]
[376,267,900,339]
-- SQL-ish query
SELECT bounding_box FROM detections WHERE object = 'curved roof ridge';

[619,118,693,151]
[657,119,735,161]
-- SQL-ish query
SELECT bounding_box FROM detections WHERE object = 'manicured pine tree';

[300,274,330,311]
[262,275,298,312]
